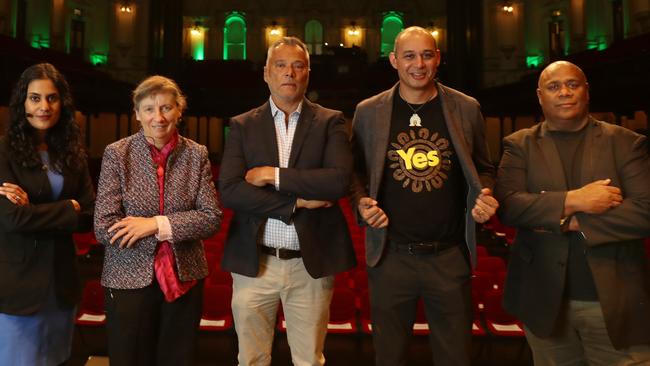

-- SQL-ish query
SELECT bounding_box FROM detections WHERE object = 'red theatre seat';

[476,245,489,258]
[359,289,373,334]
[413,299,430,335]
[483,289,524,337]
[200,284,233,331]
[352,269,368,293]
[73,231,99,256]
[327,288,358,334]
[471,288,487,336]
[476,256,507,274]
[75,280,106,326]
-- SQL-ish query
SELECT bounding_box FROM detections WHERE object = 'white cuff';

[274,167,280,191]
[154,215,173,242]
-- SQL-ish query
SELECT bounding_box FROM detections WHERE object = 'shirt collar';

[269,96,303,119]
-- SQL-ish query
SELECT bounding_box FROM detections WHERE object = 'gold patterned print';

[386,128,453,193]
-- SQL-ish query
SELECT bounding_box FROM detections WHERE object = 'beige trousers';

[231,254,334,366]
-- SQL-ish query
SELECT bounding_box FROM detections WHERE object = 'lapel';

[288,98,314,168]
[256,102,280,167]
[370,86,395,196]
[579,117,601,185]
[135,129,165,188]
[57,165,73,199]
[133,130,170,213]
[30,151,54,201]
[437,83,482,191]
[33,166,53,202]
[537,122,568,190]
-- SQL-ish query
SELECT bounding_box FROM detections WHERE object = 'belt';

[389,241,459,256]
[259,246,302,260]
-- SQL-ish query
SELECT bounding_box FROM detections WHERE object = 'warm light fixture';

[119,5,132,13]
[191,21,202,36]
[501,1,514,13]
[347,21,360,36]
[269,21,281,36]
[339,43,344,47]
[426,22,439,39]
[347,28,360,36]
[551,9,562,17]
[324,42,329,46]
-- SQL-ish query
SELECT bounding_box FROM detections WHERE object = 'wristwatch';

[560,215,573,232]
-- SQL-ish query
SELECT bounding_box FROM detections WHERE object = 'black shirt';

[550,126,599,301]
[378,91,466,244]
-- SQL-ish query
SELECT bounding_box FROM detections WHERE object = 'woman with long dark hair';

[0,63,95,365]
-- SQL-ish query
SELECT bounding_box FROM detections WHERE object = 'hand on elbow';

[245,166,274,187]
[568,179,622,215]
[108,216,158,248]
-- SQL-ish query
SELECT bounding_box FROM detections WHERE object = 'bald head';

[394,26,438,54]
[538,61,587,88]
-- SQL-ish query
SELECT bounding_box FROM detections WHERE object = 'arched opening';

[224,12,246,60]
[381,11,404,57]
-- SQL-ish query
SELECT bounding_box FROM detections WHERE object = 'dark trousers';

[368,245,472,366]
[104,279,204,366]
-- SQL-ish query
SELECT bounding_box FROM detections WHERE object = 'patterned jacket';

[95,131,221,289]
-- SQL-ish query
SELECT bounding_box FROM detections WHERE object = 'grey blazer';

[94,131,222,289]
[350,82,495,268]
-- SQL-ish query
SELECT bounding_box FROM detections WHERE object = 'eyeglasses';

[543,80,586,93]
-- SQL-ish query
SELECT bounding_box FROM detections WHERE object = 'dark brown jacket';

[496,117,650,349]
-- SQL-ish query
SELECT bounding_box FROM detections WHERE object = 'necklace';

[402,93,434,127]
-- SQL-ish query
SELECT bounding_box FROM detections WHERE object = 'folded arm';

[218,120,296,224]
[277,115,352,201]
[496,134,650,243]
[572,136,650,244]
[0,157,94,234]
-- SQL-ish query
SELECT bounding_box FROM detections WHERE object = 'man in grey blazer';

[219,37,356,366]
[350,27,497,365]
[496,61,650,364]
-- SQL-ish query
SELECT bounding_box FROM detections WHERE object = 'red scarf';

[148,132,196,302]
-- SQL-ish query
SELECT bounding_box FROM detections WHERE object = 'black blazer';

[0,137,95,315]
[495,118,650,349]
[218,99,356,279]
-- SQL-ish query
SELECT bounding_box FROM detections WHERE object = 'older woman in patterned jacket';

[94,75,221,366]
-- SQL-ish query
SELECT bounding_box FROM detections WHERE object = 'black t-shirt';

[550,127,598,301]
[378,92,466,244]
